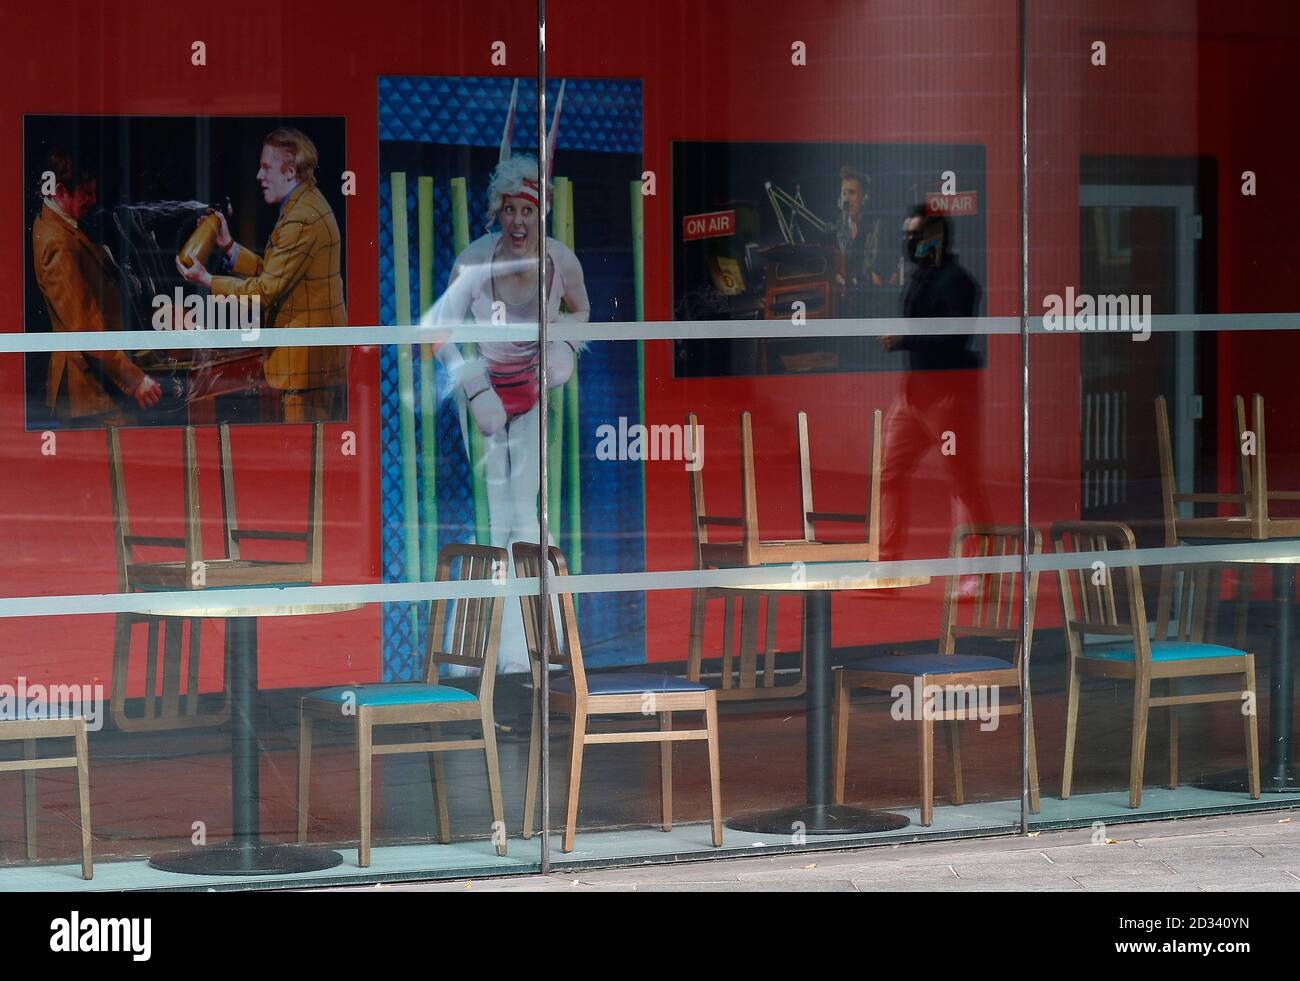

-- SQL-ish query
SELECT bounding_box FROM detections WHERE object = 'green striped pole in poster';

[390,172,421,639]
[417,176,439,578]
[450,177,489,546]
[630,180,646,534]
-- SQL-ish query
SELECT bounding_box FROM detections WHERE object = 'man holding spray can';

[176,127,347,422]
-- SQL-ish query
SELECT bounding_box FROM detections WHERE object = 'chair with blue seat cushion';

[832,525,1042,826]
[513,543,722,853]
[1053,521,1260,808]
[296,544,508,868]
[2,716,92,880]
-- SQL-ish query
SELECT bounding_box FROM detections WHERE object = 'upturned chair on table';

[107,422,324,732]
[685,409,882,700]
[832,525,1041,826]
[297,544,508,867]
[514,542,722,853]
[1155,393,1300,653]
[1053,520,1260,808]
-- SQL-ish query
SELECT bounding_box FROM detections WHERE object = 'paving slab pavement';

[325,808,1300,892]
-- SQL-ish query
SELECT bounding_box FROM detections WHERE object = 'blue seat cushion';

[842,653,1014,676]
[551,672,709,695]
[304,683,476,707]
[1083,640,1248,663]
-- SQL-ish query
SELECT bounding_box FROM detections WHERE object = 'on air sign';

[682,209,736,241]
[925,191,979,217]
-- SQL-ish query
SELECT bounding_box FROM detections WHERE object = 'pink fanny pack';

[488,361,541,416]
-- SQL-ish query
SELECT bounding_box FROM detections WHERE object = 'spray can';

[178,200,231,269]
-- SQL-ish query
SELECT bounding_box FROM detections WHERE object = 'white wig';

[485,154,550,227]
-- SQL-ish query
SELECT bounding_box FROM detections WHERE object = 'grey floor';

[4,785,1296,892]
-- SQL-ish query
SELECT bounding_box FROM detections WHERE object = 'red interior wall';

[3,0,1297,687]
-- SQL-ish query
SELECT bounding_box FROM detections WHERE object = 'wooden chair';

[1154,394,1300,649]
[297,544,508,868]
[1156,393,1300,545]
[2,717,92,879]
[514,542,722,853]
[685,409,882,699]
[106,423,323,731]
[1052,520,1260,808]
[832,525,1041,826]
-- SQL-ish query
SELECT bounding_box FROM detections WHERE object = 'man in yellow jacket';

[33,151,162,423]
[177,128,347,422]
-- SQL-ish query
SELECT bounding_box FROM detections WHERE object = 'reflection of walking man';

[880,206,988,559]
[33,150,162,422]
[177,128,347,422]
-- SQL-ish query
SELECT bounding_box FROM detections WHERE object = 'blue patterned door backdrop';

[378,76,646,678]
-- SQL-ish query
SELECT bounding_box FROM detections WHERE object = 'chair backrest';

[107,425,204,591]
[512,542,588,699]
[1050,520,1152,668]
[686,411,748,566]
[798,408,882,560]
[424,544,508,699]
[1235,393,1269,536]
[1154,395,1180,548]
[938,524,1042,669]
[219,422,325,581]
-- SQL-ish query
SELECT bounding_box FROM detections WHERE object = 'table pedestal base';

[1197,768,1300,796]
[726,803,910,836]
[149,842,343,876]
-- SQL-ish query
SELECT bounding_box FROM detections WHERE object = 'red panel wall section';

[3,0,1297,681]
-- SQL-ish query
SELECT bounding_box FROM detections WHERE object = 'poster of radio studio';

[23,114,349,431]
[671,141,987,378]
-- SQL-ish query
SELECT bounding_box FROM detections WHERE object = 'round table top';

[138,601,363,619]
[1216,554,1300,565]
[724,574,931,592]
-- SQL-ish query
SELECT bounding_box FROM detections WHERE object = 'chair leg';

[1128,678,1151,809]
[427,723,451,845]
[1061,661,1081,799]
[357,716,373,868]
[74,724,92,881]
[945,718,965,806]
[658,711,673,832]
[1234,567,1252,651]
[705,693,723,847]
[1244,656,1262,800]
[762,594,778,688]
[1167,678,1179,790]
[832,670,849,806]
[296,705,312,844]
[522,690,542,840]
[481,714,507,856]
[721,596,736,691]
[918,715,935,826]
[1025,693,1041,815]
[110,614,133,731]
[686,589,707,683]
[562,711,586,854]
[22,740,37,861]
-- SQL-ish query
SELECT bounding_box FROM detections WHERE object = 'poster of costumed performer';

[424,81,588,674]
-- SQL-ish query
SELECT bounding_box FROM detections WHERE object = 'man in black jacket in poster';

[879,205,989,560]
